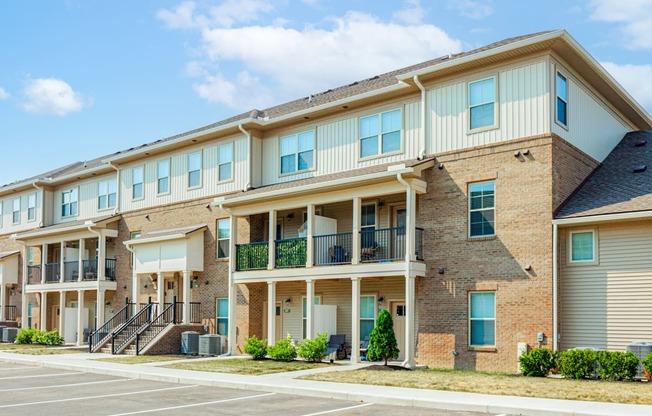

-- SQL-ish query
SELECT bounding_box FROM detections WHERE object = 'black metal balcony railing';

[4,305,17,321]
[235,242,268,271]
[82,259,98,281]
[164,302,201,324]
[45,262,60,283]
[360,227,424,262]
[275,237,307,268]
[415,227,424,261]
[314,232,352,266]
[27,265,41,284]
[105,258,116,281]
[64,260,79,282]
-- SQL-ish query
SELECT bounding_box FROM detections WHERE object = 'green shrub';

[35,330,64,346]
[642,352,652,380]
[367,309,399,365]
[267,335,297,362]
[15,328,38,344]
[596,351,639,381]
[297,332,329,362]
[519,347,558,377]
[244,335,267,360]
[559,349,597,379]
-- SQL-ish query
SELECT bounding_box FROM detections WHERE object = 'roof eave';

[554,209,652,225]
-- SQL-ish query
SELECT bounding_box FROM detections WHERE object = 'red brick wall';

[143,324,205,355]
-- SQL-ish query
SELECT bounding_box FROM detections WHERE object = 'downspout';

[413,75,427,160]
[11,236,28,328]
[32,182,44,227]
[218,202,234,357]
[552,222,559,351]
[108,162,120,215]
[238,124,252,191]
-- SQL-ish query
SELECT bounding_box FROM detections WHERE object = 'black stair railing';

[89,298,134,352]
[135,296,178,355]
[111,299,155,354]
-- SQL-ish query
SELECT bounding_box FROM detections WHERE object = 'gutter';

[413,75,427,160]
[552,209,652,226]
[552,223,558,351]
[32,182,44,227]
[238,124,253,191]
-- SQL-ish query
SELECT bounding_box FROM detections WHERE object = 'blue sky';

[1,0,651,186]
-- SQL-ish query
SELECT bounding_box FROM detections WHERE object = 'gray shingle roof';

[556,130,652,219]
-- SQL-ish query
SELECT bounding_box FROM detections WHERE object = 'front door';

[390,301,406,361]
[262,301,283,343]
[392,206,407,260]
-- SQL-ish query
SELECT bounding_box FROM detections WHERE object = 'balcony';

[45,262,60,283]
[27,265,41,284]
[4,305,17,321]
[314,232,352,266]
[64,260,79,282]
[275,237,307,268]
[236,242,268,271]
[82,258,98,280]
[105,258,116,281]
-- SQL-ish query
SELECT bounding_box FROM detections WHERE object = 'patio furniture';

[360,336,370,360]
[328,246,349,263]
[325,334,347,360]
[361,242,379,261]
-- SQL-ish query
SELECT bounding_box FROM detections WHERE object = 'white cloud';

[0,87,9,100]
[159,2,462,110]
[157,1,198,29]
[21,78,87,116]
[601,61,652,111]
[158,0,273,30]
[448,0,493,20]
[589,0,652,49]
[394,0,426,25]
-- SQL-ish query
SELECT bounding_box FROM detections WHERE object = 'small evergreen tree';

[366,309,399,365]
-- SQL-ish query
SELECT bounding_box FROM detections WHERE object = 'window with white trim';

[302,296,321,339]
[217,218,230,259]
[360,203,376,249]
[469,181,495,237]
[469,292,495,347]
[157,160,170,194]
[132,166,144,200]
[188,152,202,188]
[360,295,376,341]
[281,131,314,174]
[12,198,20,224]
[98,179,117,210]
[360,109,401,158]
[27,193,36,221]
[216,298,228,335]
[61,189,78,217]
[129,231,141,267]
[569,229,596,263]
[556,73,568,126]
[469,77,496,130]
[218,143,233,181]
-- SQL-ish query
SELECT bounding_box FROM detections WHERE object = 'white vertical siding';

[551,59,632,162]
[53,173,117,224]
[560,221,652,351]
[0,189,43,235]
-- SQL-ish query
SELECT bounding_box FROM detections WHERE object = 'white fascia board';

[553,210,652,226]
[13,222,98,241]
[124,233,187,247]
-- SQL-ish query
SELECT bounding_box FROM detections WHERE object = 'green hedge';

[267,336,297,362]
[559,349,597,379]
[244,335,267,360]
[519,348,558,377]
[596,351,639,381]
[297,332,329,362]
[15,328,64,346]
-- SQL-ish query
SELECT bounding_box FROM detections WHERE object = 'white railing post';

[306,204,314,267]
[268,210,277,270]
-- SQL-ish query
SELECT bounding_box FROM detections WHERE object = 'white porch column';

[59,241,65,283]
[40,292,47,330]
[0,283,5,322]
[156,272,164,314]
[267,281,276,344]
[182,270,191,324]
[306,204,314,267]
[58,291,65,335]
[352,198,361,265]
[227,283,237,354]
[306,279,314,339]
[78,238,85,282]
[350,277,361,363]
[21,246,29,327]
[132,272,140,306]
[405,186,417,262]
[41,244,47,284]
[268,210,277,270]
[77,290,85,346]
[98,233,106,281]
[404,273,416,369]
[97,289,105,326]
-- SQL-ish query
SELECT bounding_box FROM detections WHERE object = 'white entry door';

[262,302,283,342]
[390,301,406,361]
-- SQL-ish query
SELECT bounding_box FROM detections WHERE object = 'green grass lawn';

[165,358,332,375]
[0,343,87,355]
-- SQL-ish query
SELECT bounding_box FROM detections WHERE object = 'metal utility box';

[181,331,199,355]
[626,342,652,378]
[198,334,222,356]
[2,327,17,343]
[0,326,6,342]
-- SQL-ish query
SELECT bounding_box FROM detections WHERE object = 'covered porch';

[0,250,20,323]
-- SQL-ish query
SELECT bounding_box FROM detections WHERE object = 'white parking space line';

[300,403,374,416]
[0,367,32,372]
[0,378,129,392]
[0,372,79,380]
[108,392,277,416]
[0,385,196,409]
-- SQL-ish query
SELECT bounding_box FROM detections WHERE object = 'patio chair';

[360,336,370,360]
[360,242,379,261]
[328,246,349,263]
[325,334,347,360]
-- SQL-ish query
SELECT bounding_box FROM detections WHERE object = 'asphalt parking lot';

[0,363,500,416]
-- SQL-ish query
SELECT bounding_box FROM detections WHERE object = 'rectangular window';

[132,166,144,200]
[218,143,233,182]
[280,131,314,174]
[360,109,401,158]
[129,231,141,267]
[28,247,34,265]
[469,292,495,347]
[556,73,568,126]
[216,298,229,335]
[12,198,20,224]
[188,152,202,188]
[98,179,117,210]
[569,230,596,263]
[469,77,496,130]
[27,193,36,221]
[360,295,376,340]
[469,181,495,238]
[157,160,170,194]
[217,218,230,259]
[302,296,321,339]
[61,189,78,217]
[360,203,376,248]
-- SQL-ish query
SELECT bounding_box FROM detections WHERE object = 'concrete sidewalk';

[0,351,649,416]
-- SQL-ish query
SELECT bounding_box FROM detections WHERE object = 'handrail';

[111,302,154,354]
[89,299,134,352]
[135,297,178,355]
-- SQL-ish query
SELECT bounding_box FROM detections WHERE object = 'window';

[281,131,314,174]
[360,295,376,341]
[569,229,596,263]
[217,218,230,259]
[302,296,321,339]
[157,160,170,194]
[469,181,495,238]
[188,152,202,188]
[98,179,117,210]
[469,77,496,130]
[132,166,144,200]
[27,193,36,221]
[469,292,495,347]
[12,198,20,224]
[28,247,34,265]
[556,73,568,126]
[360,109,401,158]
[129,231,141,267]
[61,189,78,217]
[361,203,376,248]
[218,144,233,182]
[216,298,229,335]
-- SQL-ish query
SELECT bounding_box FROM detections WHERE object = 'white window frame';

[468,291,496,348]
[468,76,498,132]
[12,197,20,224]
[188,151,202,189]
[27,193,36,222]
[218,143,233,183]
[132,166,144,200]
[359,109,403,160]
[468,181,496,238]
[280,130,315,175]
[216,298,229,336]
[61,189,78,218]
[302,295,322,340]
[157,159,170,195]
[97,179,117,211]
[568,228,598,265]
[556,72,568,129]
[217,218,230,259]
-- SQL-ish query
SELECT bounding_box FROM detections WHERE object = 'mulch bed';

[364,364,410,371]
